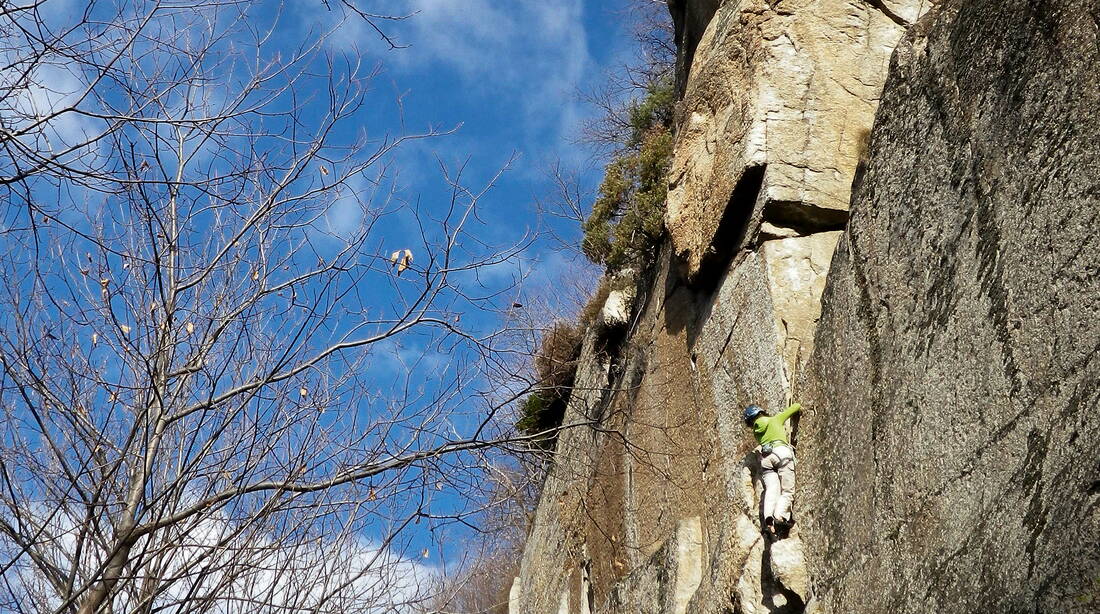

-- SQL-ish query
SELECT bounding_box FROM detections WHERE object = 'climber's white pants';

[760,445,795,523]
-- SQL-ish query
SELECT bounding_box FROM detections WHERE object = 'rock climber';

[743,402,802,539]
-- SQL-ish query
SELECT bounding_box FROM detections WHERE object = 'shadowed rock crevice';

[759,201,849,239]
[692,164,766,295]
[861,0,914,28]
[668,0,721,97]
[760,545,806,614]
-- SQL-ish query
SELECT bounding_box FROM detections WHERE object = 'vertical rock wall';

[665,0,928,278]
[514,0,1098,612]
[511,1,932,613]
[799,1,1100,611]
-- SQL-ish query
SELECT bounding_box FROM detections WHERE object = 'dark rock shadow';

[663,165,767,343]
[761,544,806,614]
[692,165,766,298]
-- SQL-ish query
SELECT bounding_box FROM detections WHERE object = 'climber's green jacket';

[751,403,801,446]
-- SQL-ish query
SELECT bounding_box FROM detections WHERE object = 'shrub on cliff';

[515,394,558,448]
[521,4,672,448]
[515,322,584,448]
[577,276,613,328]
[582,78,675,272]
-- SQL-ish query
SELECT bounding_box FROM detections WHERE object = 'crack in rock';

[861,0,913,28]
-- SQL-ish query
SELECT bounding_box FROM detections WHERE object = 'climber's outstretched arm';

[775,402,802,424]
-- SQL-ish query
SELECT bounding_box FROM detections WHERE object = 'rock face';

[511,243,820,614]
[667,0,721,95]
[512,0,929,613]
[511,0,1098,613]
[665,0,932,277]
[799,1,1100,612]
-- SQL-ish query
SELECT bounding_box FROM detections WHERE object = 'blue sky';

[0,0,655,600]
[297,0,639,304]
[324,0,645,576]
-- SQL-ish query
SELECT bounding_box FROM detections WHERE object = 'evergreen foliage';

[582,78,676,272]
[515,322,584,449]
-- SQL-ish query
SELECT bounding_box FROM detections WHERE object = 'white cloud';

[310,1,594,148]
[3,501,439,613]
[0,57,102,162]
[325,172,372,237]
[396,0,592,131]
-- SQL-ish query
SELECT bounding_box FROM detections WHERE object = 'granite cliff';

[509,1,1099,613]
[800,1,1100,611]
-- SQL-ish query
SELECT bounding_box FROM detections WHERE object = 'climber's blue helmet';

[743,405,765,425]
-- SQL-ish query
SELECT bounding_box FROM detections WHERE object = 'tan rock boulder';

[762,231,842,383]
[666,0,934,276]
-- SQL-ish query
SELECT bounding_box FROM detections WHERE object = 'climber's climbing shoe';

[774,521,790,539]
[763,517,777,540]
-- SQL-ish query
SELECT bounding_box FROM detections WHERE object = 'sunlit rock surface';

[505,0,1097,612]
[665,0,933,277]
[799,0,1100,611]
[511,0,933,612]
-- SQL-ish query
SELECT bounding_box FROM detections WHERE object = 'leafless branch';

[0,2,560,613]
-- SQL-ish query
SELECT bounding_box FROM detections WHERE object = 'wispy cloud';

[0,55,102,163]
[394,0,592,137]
[4,501,438,612]
[311,1,594,149]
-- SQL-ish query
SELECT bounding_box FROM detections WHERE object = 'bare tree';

[530,162,595,267]
[424,463,540,614]
[0,2,563,612]
[578,0,675,153]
